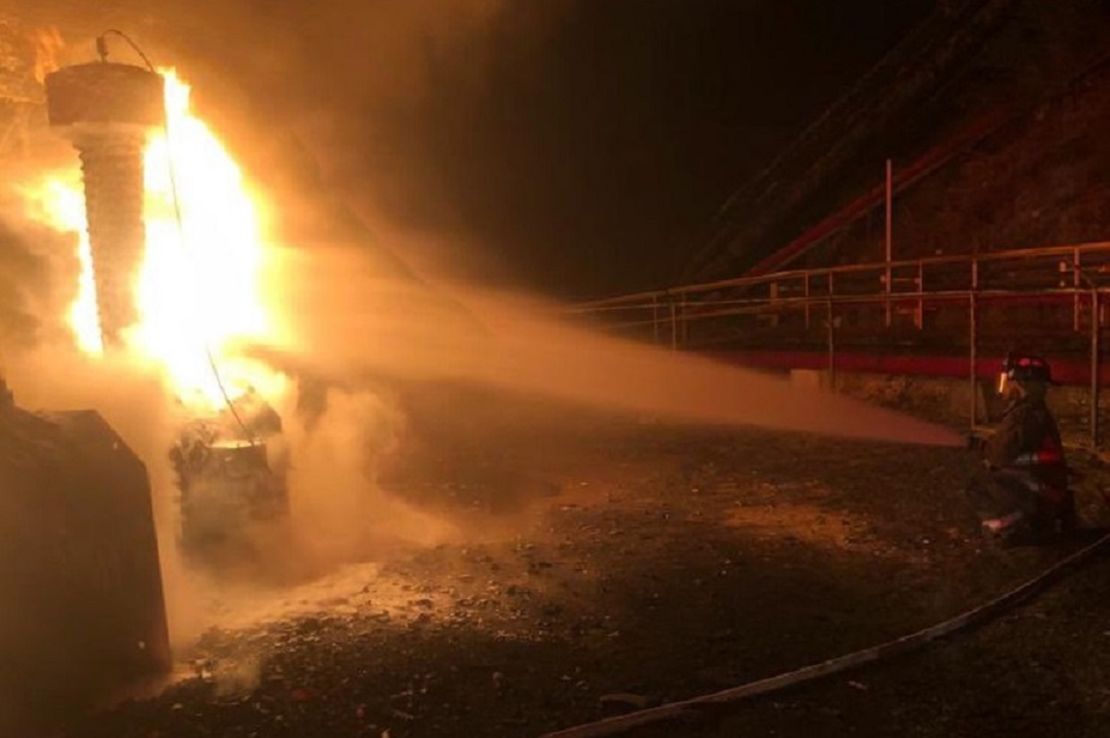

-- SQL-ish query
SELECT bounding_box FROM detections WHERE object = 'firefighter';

[967,353,1075,545]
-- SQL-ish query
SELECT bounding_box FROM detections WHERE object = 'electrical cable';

[96,29,155,70]
[97,30,258,446]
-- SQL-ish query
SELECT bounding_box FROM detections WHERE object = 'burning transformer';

[170,389,289,560]
[45,44,290,564]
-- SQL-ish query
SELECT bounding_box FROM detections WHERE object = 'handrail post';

[803,273,811,330]
[1074,248,1081,332]
[915,260,924,330]
[827,298,835,391]
[681,293,689,345]
[652,295,660,344]
[1092,287,1100,448]
[669,296,678,351]
[827,272,836,390]
[969,259,979,430]
[884,158,893,328]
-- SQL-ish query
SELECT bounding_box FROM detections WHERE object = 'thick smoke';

[0,215,56,348]
[2,342,459,649]
[280,386,457,564]
[0,163,81,352]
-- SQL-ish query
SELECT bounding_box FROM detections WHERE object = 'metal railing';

[573,241,1110,445]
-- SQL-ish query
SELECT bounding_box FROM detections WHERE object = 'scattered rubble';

[61,417,1110,737]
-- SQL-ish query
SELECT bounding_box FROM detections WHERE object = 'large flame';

[22,171,103,355]
[31,27,66,85]
[20,68,285,412]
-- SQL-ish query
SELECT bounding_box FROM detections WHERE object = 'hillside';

[690,0,1110,280]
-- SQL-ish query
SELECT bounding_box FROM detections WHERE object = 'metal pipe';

[827,272,836,390]
[652,296,659,344]
[669,298,678,351]
[803,273,811,329]
[969,259,979,429]
[575,292,1085,318]
[680,294,689,344]
[916,261,924,329]
[884,158,893,328]
[575,239,1110,310]
[827,298,836,391]
[1074,248,1081,331]
[1092,288,1100,447]
[601,287,1108,330]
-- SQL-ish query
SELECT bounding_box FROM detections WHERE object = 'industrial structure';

[0,45,172,732]
[44,58,163,345]
[0,381,170,733]
[579,1,1110,449]
[0,35,281,730]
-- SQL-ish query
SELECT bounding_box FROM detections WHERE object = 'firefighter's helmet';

[999,352,1054,393]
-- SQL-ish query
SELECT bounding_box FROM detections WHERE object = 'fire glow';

[22,69,286,412]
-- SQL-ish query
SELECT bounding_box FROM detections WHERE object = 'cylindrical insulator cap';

[45,62,164,129]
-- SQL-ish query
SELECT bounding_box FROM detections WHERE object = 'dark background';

[369,1,933,297]
[298,1,933,297]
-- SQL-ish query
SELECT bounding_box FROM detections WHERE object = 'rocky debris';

[59,419,1110,738]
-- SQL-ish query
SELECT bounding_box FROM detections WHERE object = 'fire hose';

[540,529,1110,738]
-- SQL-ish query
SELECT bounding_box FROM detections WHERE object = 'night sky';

[342,1,936,298]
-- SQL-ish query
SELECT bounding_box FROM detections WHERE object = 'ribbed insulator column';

[44,60,164,350]
[75,132,147,345]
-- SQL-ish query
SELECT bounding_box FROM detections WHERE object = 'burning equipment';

[44,58,164,345]
[45,39,291,569]
[171,390,289,564]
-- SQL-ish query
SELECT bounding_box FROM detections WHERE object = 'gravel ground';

[61,391,1110,738]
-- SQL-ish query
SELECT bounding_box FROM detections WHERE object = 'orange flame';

[20,68,287,412]
[31,27,65,85]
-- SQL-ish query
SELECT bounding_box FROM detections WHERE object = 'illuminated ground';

[66,392,1110,738]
